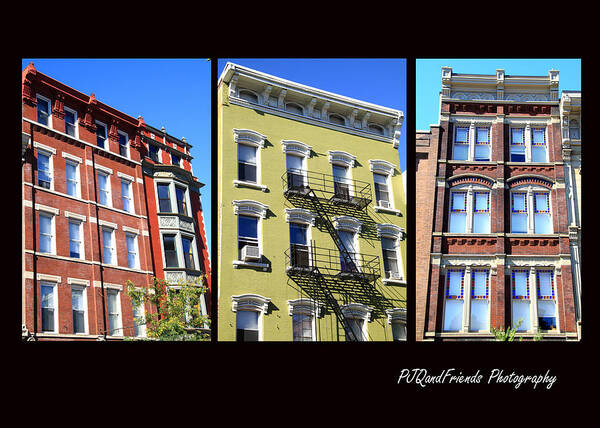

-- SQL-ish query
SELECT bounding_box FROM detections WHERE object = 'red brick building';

[416,67,578,341]
[21,63,211,341]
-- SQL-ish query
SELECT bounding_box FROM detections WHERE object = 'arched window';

[448,182,491,234]
[285,102,304,115]
[238,89,258,104]
[329,113,346,126]
[368,124,385,136]
[510,183,552,234]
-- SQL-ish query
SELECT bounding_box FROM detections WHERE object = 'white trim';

[61,152,82,164]
[122,225,140,235]
[233,180,268,191]
[332,215,362,233]
[63,105,79,139]
[37,273,61,283]
[369,159,396,175]
[34,203,59,215]
[95,281,124,291]
[35,93,53,129]
[98,220,118,230]
[117,130,130,159]
[231,294,271,313]
[232,128,267,148]
[232,200,269,218]
[95,164,113,175]
[376,223,405,239]
[117,171,134,182]
[285,208,316,226]
[67,277,90,287]
[70,283,89,335]
[328,150,356,168]
[95,120,108,151]
[281,140,312,157]
[64,211,87,222]
[386,307,407,324]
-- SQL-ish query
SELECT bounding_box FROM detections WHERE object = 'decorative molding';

[95,164,113,175]
[67,277,90,287]
[233,128,267,148]
[233,180,268,192]
[64,211,87,222]
[332,215,362,233]
[117,171,134,182]
[61,152,82,164]
[33,141,56,155]
[122,226,140,235]
[98,219,118,230]
[386,308,407,324]
[369,159,395,176]
[37,273,61,283]
[287,298,322,318]
[451,91,497,101]
[231,294,271,313]
[376,223,405,240]
[285,208,316,226]
[232,200,269,218]
[34,203,59,215]
[340,303,373,322]
[328,150,356,168]
[281,140,312,157]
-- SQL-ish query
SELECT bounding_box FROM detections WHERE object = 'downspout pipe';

[91,146,108,340]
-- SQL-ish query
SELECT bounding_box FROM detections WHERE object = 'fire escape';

[282,169,387,341]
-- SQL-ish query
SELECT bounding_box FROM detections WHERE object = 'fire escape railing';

[282,170,378,341]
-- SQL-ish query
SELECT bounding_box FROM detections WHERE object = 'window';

[118,131,129,157]
[511,269,531,332]
[537,270,557,331]
[368,124,384,135]
[107,290,121,336]
[39,213,54,254]
[332,164,350,201]
[64,106,77,137]
[102,227,116,265]
[171,152,180,166]
[238,215,259,260]
[453,126,469,160]
[132,302,146,337]
[443,269,464,332]
[157,183,172,213]
[236,310,259,341]
[121,179,133,213]
[449,189,490,234]
[569,119,580,139]
[181,236,195,270]
[36,95,51,126]
[453,125,491,161]
[285,102,304,115]
[292,314,313,341]
[474,127,490,161]
[329,113,345,126]
[68,220,83,259]
[238,89,258,104]
[286,153,306,190]
[391,320,407,341]
[41,282,57,332]
[162,234,179,267]
[238,143,257,183]
[96,121,107,149]
[289,222,309,268]
[381,237,400,279]
[511,189,552,234]
[72,287,86,334]
[338,229,359,273]
[175,185,188,215]
[65,160,79,197]
[149,144,160,162]
[125,233,139,269]
[470,269,489,332]
[373,173,391,208]
[510,127,548,162]
[346,318,365,341]
[37,150,52,189]
[97,171,111,206]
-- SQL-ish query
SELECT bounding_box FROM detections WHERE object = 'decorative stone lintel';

[386,308,407,324]
[232,294,271,313]
[287,298,322,318]
[281,140,312,157]
[341,303,373,322]
[369,159,395,176]
[233,128,267,148]
[328,150,356,168]
[285,208,316,226]
[376,223,404,240]
[232,200,269,218]
[332,215,362,233]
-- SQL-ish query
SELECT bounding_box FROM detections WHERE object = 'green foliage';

[491,319,522,341]
[125,276,210,341]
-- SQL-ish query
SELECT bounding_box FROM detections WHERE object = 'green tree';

[125,276,210,341]
[491,319,522,341]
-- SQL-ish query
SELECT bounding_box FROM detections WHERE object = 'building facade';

[416,67,579,341]
[217,63,406,342]
[21,63,210,341]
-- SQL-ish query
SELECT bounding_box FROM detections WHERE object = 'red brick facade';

[21,63,210,341]
[415,69,577,341]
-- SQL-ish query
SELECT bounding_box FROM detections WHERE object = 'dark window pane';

[73,310,85,333]
[511,153,526,162]
[42,308,54,332]
[238,216,258,238]
[157,184,171,212]
[163,235,178,267]
[237,329,259,342]
[182,237,194,269]
[238,162,257,183]
[176,187,187,215]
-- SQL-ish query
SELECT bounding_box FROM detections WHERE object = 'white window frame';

[38,211,56,255]
[36,94,52,128]
[95,120,108,150]
[117,130,129,158]
[68,218,85,260]
[376,223,405,284]
[40,281,58,333]
[180,232,200,271]
[509,124,549,163]
[70,284,88,335]
[125,231,140,269]
[511,268,532,332]
[97,170,112,207]
[160,231,180,269]
[148,143,161,163]
[106,289,122,337]
[510,185,553,235]
[231,294,271,342]
[568,119,580,140]
[340,303,372,342]
[174,184,189,216]
[63,154,81,198]
[36,146,54,191]
[373,172,393,209]
[63,105,78,139]
[287,215,314,269]
[442,268,465,332]
[155,179,192,216]
[333,216,362,273]
[171,151,181,167]
[469,268,490,332]
[288,299,322,342]
[101,226,117,266]
[448,184,491,234]
[386,308,407,341]
[536,269,559,333]
[131,299,146,338]
[233,129,267,191]
[232,200,268,269]
[120,177,134,213]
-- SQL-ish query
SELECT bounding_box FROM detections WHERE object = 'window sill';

[382,278,407,285]
[233,180,268,192]
[373,206,402,216]
[233,260,269,271]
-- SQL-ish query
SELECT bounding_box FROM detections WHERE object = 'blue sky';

[21,58,212,256]
[416,58,581,130]
[218,58,407,172]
